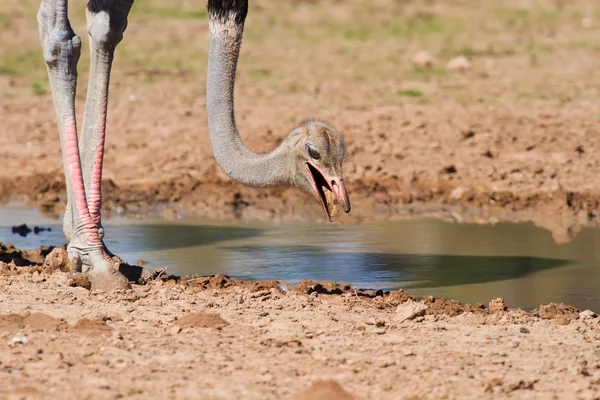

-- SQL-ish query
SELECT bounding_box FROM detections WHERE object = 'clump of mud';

[11,224,52,237]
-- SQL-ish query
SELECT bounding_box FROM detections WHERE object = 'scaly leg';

[81,0,133,234]
[81,0,152,281]
[38,0,128,290]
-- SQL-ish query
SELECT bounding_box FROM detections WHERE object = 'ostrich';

[37,0,351,290]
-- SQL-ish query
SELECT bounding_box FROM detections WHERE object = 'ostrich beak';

[305,163,351,222]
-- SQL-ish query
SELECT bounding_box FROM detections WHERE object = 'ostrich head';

[289,121,351,222]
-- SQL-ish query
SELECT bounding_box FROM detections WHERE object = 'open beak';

[305,163,351,222]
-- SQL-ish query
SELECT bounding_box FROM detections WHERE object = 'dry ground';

[0,250,599,400]
[2,1,600,399]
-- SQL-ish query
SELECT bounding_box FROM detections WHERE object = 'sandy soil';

[1,245,600,400]
[2,1,600,398]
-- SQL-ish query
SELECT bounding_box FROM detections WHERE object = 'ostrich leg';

[80,0,133,257]
[37,0,128,290]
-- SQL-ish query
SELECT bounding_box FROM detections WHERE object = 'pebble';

[488,298,507,312]
[10,336,29,345]
[579,310,596,320]
[396,300,428,323]
[447,55,472,72]
[412,50,437,68]
[450,186,465,200]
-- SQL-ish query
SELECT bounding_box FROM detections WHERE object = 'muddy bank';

[1,170,598,246]
[0,242,599,399]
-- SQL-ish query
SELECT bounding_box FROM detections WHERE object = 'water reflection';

[0,206,599,311]
[222,244,566,288]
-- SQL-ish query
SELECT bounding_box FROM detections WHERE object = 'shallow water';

[1,204,599,312]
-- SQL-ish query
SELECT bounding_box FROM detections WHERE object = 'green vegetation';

[398,89,424,98]
[411,67,447,79]
[0,13,11,28]
[0,51,44,77]
[31,80,47,95]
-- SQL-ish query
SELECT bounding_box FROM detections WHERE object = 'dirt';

[2,0,600,398]
[1,244,599,399]
[175,311,229,329]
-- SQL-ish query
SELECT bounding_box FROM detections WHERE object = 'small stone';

[447,55,471,72]
[488,298,507,312]
[43,247,70,274]
[519,327,530,334]
[396,300,428,323]
[251,290,270,299]
[412,50,437,68]
[581,18,592,29]
[69,273,92,290]
[450,186,465,200]
[370,327,387,335]
[169,325,182,335]
[10,336,29,345]
[0,262,9,273]
[579,310,596,320]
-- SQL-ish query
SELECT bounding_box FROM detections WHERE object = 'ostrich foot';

[109,254,161,284]
[69,247,159,290]
[68,244,128,291]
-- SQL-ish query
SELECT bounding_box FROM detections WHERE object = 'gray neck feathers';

[206,16,293,188]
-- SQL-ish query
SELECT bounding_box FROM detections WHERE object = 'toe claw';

[88,268,130,291]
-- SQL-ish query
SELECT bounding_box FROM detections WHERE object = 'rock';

[447,55,471,72]
[488,298,507,312]
[412,50,437,68]
[396,300,428,322]
[579,310,596,320]
[69,273,92,290]
[43,247,71,274]
[581,18,592,29]
[450,186,465,200]
[534,303,579,324]
[10,336,29,345]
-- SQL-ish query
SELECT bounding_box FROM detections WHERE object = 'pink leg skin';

[64,117,103,247]
[38,0,131,291]
[63,117,128,291]
[87,116,105,228]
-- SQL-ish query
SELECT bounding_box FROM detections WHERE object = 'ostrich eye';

[306,144,321,160]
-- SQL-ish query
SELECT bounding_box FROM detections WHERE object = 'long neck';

[206,3,293,188]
